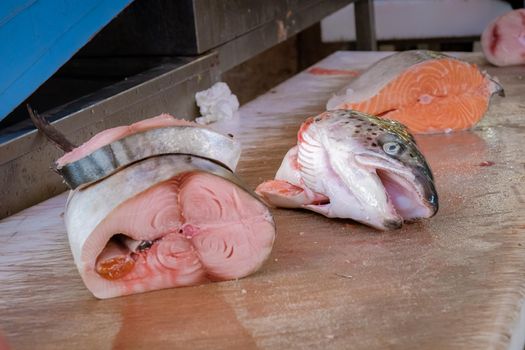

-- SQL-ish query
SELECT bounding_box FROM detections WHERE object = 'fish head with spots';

[291,109,438,230]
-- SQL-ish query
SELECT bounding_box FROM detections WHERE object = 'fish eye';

[383,142,402,155]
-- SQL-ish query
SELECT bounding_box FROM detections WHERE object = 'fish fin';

[303,203,334,217]
[255,180,328,208]
[27,104,77,152]
[486,75,505,97]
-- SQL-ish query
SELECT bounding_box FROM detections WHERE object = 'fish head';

[299,110,438,230]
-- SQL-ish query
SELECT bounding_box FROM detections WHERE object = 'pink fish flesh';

[62,115,275,298]
[481,9,525,66]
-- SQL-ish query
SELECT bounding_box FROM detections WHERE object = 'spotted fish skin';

[256,110,438,230]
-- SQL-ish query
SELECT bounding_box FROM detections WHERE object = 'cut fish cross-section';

[327,50,504,134]
[66,155,275,299]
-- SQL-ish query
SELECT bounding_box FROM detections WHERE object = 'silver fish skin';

[257,109,438,230]
[57,126,241,190]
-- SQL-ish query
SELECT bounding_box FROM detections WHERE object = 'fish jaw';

[309,146,403,230]
[303,148,438,229]
[355,153,438,221]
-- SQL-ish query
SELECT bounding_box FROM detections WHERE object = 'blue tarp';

[0,0,132,120]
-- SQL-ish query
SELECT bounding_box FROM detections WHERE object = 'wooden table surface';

[1,52,524,350]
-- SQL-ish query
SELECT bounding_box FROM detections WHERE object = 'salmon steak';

[326,50,504,134]
[59,115,275,299]
[256,110,438,230]
[481,9,525,67]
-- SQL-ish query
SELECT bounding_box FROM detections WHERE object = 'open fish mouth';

[377,169,437,221]
[357,153,438,224]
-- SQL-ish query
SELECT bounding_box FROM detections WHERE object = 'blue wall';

[0,0,132,121]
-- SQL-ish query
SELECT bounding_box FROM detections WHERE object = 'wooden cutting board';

[1,52,524,350]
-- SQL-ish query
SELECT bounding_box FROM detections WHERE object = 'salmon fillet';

[327,51,504,134]
[481,9,525,67]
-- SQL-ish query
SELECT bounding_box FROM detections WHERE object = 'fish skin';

[256,110,438,230]
[327,50,445,110]
[327,50,504,134]
[57,125,241,190]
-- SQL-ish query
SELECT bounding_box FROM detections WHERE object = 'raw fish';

[327,51,503,134]
[66,155,275,299]
[481,9,525,67]
[257,110,438,230]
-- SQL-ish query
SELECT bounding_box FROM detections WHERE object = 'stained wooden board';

[1,52,525,349]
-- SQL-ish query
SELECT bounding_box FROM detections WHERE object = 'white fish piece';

[66,155,275,299]
[481,9,525,67]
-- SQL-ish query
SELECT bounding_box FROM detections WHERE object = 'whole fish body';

[256,109,438,230]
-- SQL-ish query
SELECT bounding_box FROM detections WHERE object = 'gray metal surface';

[355,0,377,51]
[80,0,356,56]
[216,0,354,72]
[0,53,220,219]
[80,0,278,56]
